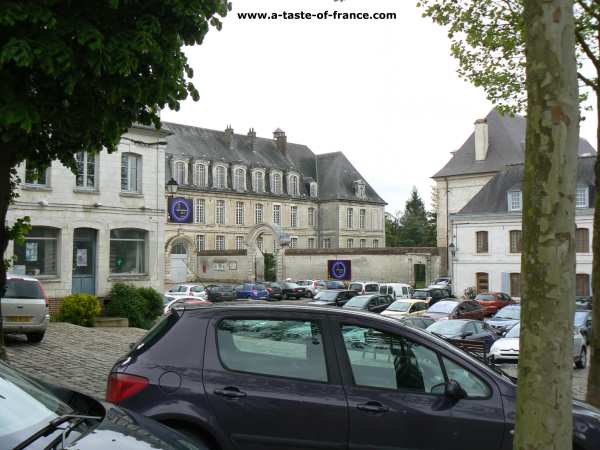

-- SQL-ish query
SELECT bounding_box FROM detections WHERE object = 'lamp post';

[166,178,179,196]
[448,242,456,294]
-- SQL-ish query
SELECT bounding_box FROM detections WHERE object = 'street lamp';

[449,242,456,257]
[166,178,178,195]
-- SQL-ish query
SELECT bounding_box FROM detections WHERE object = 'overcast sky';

[162,0,598,215]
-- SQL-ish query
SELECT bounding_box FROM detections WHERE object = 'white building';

[5,125,169,301]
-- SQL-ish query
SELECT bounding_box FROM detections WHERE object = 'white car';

[379,283,413,300]
[2,275,50,343]
[164,284,207,300]
[489,323,587,369]
[295,280,326,298]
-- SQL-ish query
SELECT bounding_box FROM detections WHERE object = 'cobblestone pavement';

[5,322,146,399]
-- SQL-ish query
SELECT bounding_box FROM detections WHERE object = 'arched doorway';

[169,239,189,283]
[246,223,290,282]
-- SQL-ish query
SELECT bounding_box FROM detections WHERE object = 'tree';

[418,0,600,408]
[0,0,229,360]
[386,188,437,247]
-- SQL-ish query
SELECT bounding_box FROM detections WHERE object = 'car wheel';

[575,346,587,369]
[282,293,288,300]
[26,332,45,343]
[305,291,313,298]
[171,426,216,450]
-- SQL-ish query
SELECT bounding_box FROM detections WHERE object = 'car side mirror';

[462,331,473,338]
[445,380,467,401]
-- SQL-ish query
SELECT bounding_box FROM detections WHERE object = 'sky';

[162,0,598,215]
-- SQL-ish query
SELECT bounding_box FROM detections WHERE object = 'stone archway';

[165,234,196,283]
[245,223,290,282]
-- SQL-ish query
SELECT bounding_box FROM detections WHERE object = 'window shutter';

[501,273,509,293]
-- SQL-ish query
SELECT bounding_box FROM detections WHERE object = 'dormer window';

[508,190,522,211]
[271,171,283,195]
[193,162,208,187]
[173,160,187,185]
[214,165,227,189]
[576,186,589,208]
[233,166,246,191]
[309,182,318,198]
[354,180,367,199]
[252,169,266,193]
[288,173,300,196]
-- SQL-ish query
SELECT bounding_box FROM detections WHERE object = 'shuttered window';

[476,231,488,253]
[576,228,589,253]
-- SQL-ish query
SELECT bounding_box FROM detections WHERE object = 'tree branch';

[578,71,599,90]
[575,28,600,72]
[576,0,600,21]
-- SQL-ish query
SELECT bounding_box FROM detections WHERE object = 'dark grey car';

[109,304,600,450]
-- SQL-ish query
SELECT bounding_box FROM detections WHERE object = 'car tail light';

[38,282,49,307]
[106,373,149,403]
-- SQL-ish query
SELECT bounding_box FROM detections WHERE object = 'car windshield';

[387,301,412,312]
[4,279,43,300]
[327,281,345,289]
[506,323,520,338]
[314,291,338,301]
[296,281,310,286]
[285,283,299,288]
[574,311,589,327]
[434,278,449,284]
[344,296,372,308]
[476,294,496,301]
[412,290,429,299]
[365,284,379,292]
[255,284,266,290]
[0,363,74,449]
[494,306,520,319]
[427,301,456,313]
[427,320,466,335]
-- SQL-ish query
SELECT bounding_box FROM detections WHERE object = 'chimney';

[273,128,287,155]
[224,125,235,150]
[474,118,489,161]
[248,128,257,151]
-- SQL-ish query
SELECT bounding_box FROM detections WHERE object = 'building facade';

[5,125,168,299]
[161,123,386,283]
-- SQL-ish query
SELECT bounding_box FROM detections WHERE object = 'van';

[348,281,380,295]
[379,283,413,300]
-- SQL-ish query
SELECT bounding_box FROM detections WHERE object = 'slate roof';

[457,156,596,215]
[161,122,386,204]
[433,109,596,178]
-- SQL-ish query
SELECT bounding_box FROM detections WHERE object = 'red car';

[475,292,514,316]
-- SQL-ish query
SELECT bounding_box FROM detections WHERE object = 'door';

[72,228,96,295]
[203,314,348,450]
[169,241,188,283]
[334,320,505,450]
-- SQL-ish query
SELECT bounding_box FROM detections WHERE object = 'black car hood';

[72,402,201,449]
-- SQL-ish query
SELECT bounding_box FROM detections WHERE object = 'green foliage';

[136,287,164,323]
[106,283,163,329]
[58,294,102,327]
[386,188,437,247]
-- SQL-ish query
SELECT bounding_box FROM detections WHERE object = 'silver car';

[2,275,49,342]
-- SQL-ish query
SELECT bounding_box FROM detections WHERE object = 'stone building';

[161,123,387,283]
[5,125,168,300]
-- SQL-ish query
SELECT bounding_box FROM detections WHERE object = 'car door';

[370,297,387,313]
[203,311,348,450]
[332,318,505,450]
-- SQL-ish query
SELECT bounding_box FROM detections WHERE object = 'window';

[216,235,226,251]
[310,182,318,198]
[576,187,588,208]
[121,153,142,193]
[254,171,265,193]
[196,234,205,251]
[347,238,354,248]
[373,239,379,248]
[255,204,264,224]
[441,357,490,398]
[75,152,96,188]
[290,206,298,228]
[215,165,226,189]
[510,273,521,297]
[323,238,331,249]
[308,207,315,227]
[360,239,366,248]
[576,274,590,297]
[110,229,146,274]
[272,172,282,194]
[508,191,522,211]
[173,160,187,185]
[341,325,445,392]
[576,228,589,253]
[476,272,489,293]
[308,238,315,249]
[216,200,225,225]
[273,204,281,225]
[359,209,366,229]
[24,162,49,186]
[213,262,226,271]
[289,174,299,196]
[347,208,354,229]
[509,230,522,253]
[235,201,245,225]
[13,227,59,276]
[233,168,245,191]
[235,236,244,250]
[217,319,327,382]
[194,163,208,187]
[195,199,206,224]
[290,237,298,248]
[476,231,488,253]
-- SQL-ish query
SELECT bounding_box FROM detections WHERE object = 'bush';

[58,294,102,327]
[137,287,164,323]
[105,283,164,329]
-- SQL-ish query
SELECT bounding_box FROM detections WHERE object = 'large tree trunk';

[514,1,579,449]
[0,156,14,361]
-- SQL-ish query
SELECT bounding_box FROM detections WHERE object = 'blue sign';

[168,197,193,223]
[328,260,352,281]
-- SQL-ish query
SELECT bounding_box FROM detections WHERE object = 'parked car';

[428,277,453,293]
[475,292,515,316]
[486,304,521,334]
[490,323,587,369]
[575,309,593,345]
[398,316,436,330]
[2,274,49,343]
[379,283,413,300]
[310,289,358,307]
[164,284,207,300]
[108,304,600,450]
[280,282,306,299]
[411,287,451,305]
[576,296,592,309]
[264,282,283,300]
[380,299,429,320]
[205,285,237,302]
[325,280,347,290]
[164,297,211,315]
[235,283,270,300]
[421,299,485,321]
[342,294,393,313]
[295,280,322,298]
[1,360,205,449]
[348,281,380,295]
[426,319,498,352]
